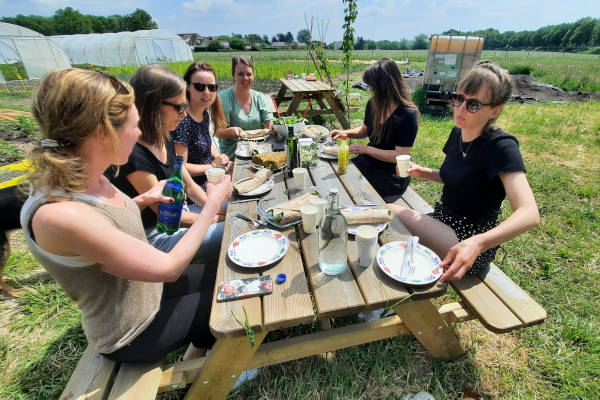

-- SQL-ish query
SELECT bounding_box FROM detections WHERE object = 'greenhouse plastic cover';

[0,22,71,80]
[50,29,193,67]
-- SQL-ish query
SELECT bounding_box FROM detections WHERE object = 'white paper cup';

[206,167,225,184]
[396,155,411,178]
[310,197,327,225]
[292,167,307,189]
[300,204,319,233]
[356,225,379,267]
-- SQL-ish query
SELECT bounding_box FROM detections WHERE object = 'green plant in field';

[0,140,24,163]
[508,65,532,75]
[0,62,28,81]
[411,85,428,113]
[342,0,358,120]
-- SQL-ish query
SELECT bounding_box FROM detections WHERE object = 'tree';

[565,17,597,47]
[276,33,285,42]
[285,31,294,43]
[207,40,223,51]
[297,29,310,44]
[124,9,157,31]
[271,35,277,43]
[365,40,377,50]
[411,33,428,50]
[229,37,245,50]
[245,33,262,44]
[593,22,600,46]
[399,38,410,50]
[54,7,92,34]
[263,35,271,44]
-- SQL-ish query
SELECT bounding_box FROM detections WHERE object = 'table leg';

[322,92,351,129]
[184,330,268,400]
[275,85,287,105]
[393,298,465,360]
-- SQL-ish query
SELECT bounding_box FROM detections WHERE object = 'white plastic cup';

[396,155,411,178]
[310,197,327,226]
[292,167,307,189]
[356,225,379,267]
[300,204,319,233]
[206,167,225,184]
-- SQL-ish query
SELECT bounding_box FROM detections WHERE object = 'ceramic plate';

[250,162,286,171]
[301,125,329,140]
[344,206,388,235]
[376,241,442,286]
[235,177,275,197]
[235,143,270,158]
[228,229,289,268]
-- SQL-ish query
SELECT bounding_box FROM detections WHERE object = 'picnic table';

[273,78,351,130]
[178,143,465,399]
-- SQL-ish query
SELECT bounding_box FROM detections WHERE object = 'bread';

[267,193,319,224]
[303,126,321,137]
[323,146,338,156]
[341,208,393,225]
[241,129,269,138]
[234,168,273,194]
[252,152,287,169]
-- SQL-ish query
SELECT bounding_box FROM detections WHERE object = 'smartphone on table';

[216,275,273,302]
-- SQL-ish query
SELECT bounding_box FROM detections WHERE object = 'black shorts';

[428,202,500,275]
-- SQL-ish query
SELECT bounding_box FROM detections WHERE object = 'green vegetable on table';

[273,114,305,126]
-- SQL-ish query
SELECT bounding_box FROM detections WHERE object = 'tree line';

[1,8,157,36]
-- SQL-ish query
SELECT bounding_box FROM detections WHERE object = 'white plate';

[317,146,338,160]
[344,206,388,235]
[235,177,275,197]
[235,144,270,158]
[301,125,329,139]
[250,162,286,171]
[241,130,269,141]
[228,229,289,268]
[376,241,442,286]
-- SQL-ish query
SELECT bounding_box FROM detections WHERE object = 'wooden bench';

[397,186,547,333]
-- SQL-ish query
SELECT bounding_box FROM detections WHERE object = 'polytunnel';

[50,29,193,67]
[0,22,71,80]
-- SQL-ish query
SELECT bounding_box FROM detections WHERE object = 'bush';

[508,65,532,75]
[411,85,427,113]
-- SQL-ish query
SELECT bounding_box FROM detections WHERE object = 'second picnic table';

[273,78,351,130]
[176,144,467,399]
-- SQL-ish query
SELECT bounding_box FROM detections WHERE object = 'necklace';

[459,135,474,158]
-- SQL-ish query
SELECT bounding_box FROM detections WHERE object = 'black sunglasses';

[97,71,129,95]
[191,82,218,92]
[452,93,490,113]
[162,101,187,114]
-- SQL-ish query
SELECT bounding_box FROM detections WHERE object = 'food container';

[298,137,318,167]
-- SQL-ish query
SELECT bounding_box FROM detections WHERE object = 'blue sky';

[1,0,599,41]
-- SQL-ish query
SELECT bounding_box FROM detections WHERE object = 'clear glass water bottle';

[318,187,348,275]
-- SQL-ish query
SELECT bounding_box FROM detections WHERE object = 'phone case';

[216,275,273,302]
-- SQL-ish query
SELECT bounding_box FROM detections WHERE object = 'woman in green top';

[216,55,274,158]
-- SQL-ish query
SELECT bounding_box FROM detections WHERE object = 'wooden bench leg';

[185,330,268,400]
[393,298,465,360]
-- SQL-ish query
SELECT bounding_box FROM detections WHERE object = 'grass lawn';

[1,74,599,399]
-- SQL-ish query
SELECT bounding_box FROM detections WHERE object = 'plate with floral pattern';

[376,241,442,286]
[228,229,289,268]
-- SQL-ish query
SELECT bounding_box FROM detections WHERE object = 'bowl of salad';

[273,114,306,139]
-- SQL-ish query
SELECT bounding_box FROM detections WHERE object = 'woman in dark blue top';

[388,61,540,281]
[331,58,419,202]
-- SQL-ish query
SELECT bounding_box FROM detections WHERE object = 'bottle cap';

[330,187,339,194]
[276,273,286,284]
[341,134,348,140]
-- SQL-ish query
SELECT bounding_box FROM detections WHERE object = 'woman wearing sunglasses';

[388,61,539,281]
[216,55,274,159]
[108,64,228,262]
[330,58,419,202]
[21,68,232,363]
[171,62,232,189]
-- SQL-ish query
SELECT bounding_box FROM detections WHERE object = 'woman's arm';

[31,181,231,282]
[181,167,209,208]
[440,171,540,281]
[174,143,213,177]
[330,124,367,139]
[349,144,411,163]
[130,180,172,210]
[406,162,443,184]
[214,126,243,140]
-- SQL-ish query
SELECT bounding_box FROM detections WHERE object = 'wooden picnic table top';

[209,140,447,339]
[278,78,334,93]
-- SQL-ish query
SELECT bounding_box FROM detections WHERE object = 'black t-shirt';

[107,141,177,229]
[439,127,526,221]
[363,99,418,169]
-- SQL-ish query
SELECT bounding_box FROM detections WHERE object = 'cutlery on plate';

[400,236,419,279]
[235,212,269,228]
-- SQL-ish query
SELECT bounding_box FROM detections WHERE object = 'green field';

[1,53,599,399]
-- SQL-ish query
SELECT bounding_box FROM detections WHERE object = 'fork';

[235,212,268,228]
[401,236,419,279]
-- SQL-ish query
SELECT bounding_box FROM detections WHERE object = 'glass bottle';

[318,187,348,275]
[156,155,185,235]
[338,134,349,174]
[286,125,298,176]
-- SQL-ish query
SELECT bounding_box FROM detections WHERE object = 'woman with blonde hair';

[172,61,232,189]
[330,57,419,202]
[216,55,274,159]
[20,68,232,362]
[388,61,539,281]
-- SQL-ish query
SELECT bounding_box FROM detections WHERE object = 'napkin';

[234,168,273,194]
[241,128,269,138]
[323,145,338,156]
[267,193,319,224]
[341,208,393,225]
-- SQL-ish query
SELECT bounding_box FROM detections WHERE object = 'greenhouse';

[50,29,193,67]
[0,22,71,81]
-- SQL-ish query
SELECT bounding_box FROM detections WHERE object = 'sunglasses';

[452,93,490,113]
[191,82,218,92]
[97,71,129,95]
[162,101,187,114]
